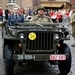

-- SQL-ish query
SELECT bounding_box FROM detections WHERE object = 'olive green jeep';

[2,21,71,75]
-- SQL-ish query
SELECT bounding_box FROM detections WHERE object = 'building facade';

[0,0,73,10]
[70,0,75,7]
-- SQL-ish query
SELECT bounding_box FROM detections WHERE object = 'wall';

[56,0,68,1]
[70,0,75,6]
[22,0,33,10]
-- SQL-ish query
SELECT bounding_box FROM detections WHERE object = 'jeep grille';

[26,31,53,50]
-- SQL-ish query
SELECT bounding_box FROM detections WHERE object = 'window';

[48,0,55,1]
[68,0,70,2]
[33,0,40,6]
[8,0,16,4]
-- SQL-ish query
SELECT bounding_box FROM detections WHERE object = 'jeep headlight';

[18,33,25,39]
[54,34,59,40]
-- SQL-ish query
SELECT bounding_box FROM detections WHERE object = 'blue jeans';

[0,15,3,21]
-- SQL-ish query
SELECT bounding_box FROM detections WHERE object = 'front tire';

[58,43,71,75]
[5,45,13,75]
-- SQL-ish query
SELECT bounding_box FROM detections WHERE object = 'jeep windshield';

[7,22,66,30]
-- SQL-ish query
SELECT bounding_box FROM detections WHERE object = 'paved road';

[0,25,75,75]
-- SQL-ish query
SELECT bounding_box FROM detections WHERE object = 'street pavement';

[0,24,75,75]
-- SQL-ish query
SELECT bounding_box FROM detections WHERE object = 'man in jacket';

[0,4,3,21]
[7,5,24,26]
[31,5,53,23]
[5,6,9,20]
[70,7,75,47]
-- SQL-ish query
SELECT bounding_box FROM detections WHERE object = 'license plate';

[50,55,66,60]
[18,55,35,60]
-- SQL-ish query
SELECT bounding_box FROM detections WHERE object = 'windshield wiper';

[36,23,43,27]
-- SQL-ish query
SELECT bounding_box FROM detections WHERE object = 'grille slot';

[26,31,53,50]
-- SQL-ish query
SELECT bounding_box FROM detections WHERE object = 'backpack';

[0,9,3,15]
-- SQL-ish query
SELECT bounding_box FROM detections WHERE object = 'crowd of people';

[0,4,73,23]
[0,5,73,23]
[48,8,70,23]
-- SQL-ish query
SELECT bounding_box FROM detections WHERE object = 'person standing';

[70,7,75,47]
[28,7,32,16]
[7,5,24,26]
[5,5,9,20]
[19,7,24,14]
[48,9,54,17]
[31,5,53,23]
[0,4,3,21]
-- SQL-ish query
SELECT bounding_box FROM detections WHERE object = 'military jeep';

[2,21,71,75]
